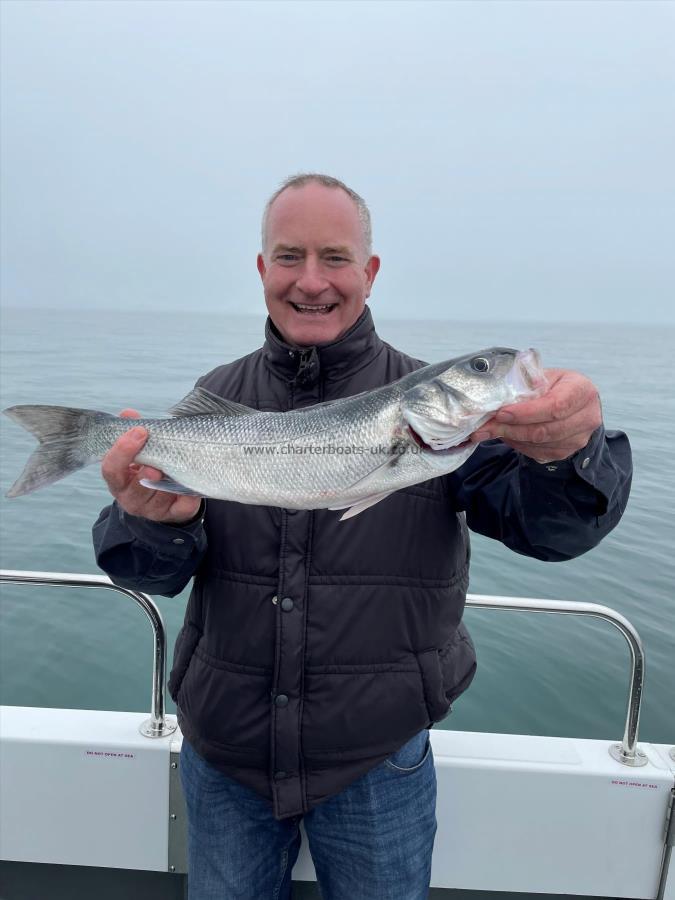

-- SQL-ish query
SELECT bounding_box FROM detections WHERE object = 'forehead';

[266,183,363,250]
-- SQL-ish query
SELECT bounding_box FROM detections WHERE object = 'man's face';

[257,183,380,347]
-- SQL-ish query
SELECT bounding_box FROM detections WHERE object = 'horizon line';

[1,304,673,329]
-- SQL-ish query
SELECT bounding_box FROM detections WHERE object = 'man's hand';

[101,409,203,525]
[470,369,603,463]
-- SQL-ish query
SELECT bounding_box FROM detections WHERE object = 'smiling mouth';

[290,302,338,315]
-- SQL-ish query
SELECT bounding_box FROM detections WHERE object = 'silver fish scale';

[127,388,410,507]
[77,348,540,511]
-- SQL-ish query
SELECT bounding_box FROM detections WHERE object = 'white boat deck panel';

[1,706,673,899]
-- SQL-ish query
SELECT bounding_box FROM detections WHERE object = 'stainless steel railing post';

[466,594,647,766]
[0,570,177,738]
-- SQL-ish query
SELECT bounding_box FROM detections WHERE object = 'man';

[93,174,632,900]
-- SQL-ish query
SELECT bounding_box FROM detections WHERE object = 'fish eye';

[471,357,490,373]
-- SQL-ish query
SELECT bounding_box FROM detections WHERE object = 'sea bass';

[4,347,546,520]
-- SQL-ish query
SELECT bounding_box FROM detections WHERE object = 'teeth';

[293,303,334,311]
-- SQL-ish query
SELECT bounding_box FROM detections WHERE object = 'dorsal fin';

[169,387,256,418]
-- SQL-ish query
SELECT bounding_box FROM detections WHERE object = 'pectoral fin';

[329,489,396,520]
[340,438,407,495]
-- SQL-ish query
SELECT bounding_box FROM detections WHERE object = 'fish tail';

[3,405,115,498]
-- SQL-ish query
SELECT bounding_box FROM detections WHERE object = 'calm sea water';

[0,307,673,746]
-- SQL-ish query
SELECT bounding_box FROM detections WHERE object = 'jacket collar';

[262,305,383,386]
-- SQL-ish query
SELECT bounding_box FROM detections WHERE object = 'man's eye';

[277,254,299,262]
[326,256,348,263]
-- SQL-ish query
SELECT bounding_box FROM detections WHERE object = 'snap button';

[274,771,287,780]
[545,465,557,472]
[172,538,185,545]
[275,694,289,708]
[271,595,278,605]
[581,457,591,469]
[281,597,294,612]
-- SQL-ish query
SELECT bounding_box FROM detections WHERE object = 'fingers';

[477,406,599,447]
[495,370,594,425]
[100,414,202,524]
[470,368,603,462]
[113,413,159,479]
[136,465,163,482]
[156,494,203,525]
[124,481,202,524]
[101,426,149,494]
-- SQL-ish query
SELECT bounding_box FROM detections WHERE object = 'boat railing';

[465,593,646,767]
[0,570,646,765]
[0,569,176,738]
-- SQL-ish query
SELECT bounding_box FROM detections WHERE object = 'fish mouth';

[511,348,547,395]
[408,425,472,455]
[290,302,339,316]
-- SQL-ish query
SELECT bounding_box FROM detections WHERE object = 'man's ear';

[257,253,266,281]
[364,255,381,298]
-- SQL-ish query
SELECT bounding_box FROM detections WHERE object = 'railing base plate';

[140,717,178,739]
[609,742,647,767]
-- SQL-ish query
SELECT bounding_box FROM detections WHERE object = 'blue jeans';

[180,730,437,900]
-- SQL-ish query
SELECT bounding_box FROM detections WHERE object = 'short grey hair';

[261,173,373,257]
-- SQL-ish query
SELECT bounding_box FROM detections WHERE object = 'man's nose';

[295,261,329,297]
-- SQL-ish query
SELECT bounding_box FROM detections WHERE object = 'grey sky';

[1,0,673,323]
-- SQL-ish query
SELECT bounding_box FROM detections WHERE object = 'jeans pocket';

[384,729,431,773]
[180,738,236,800]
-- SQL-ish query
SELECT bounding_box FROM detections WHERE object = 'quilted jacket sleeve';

[92,500,207,597]
[448,426,632,561]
